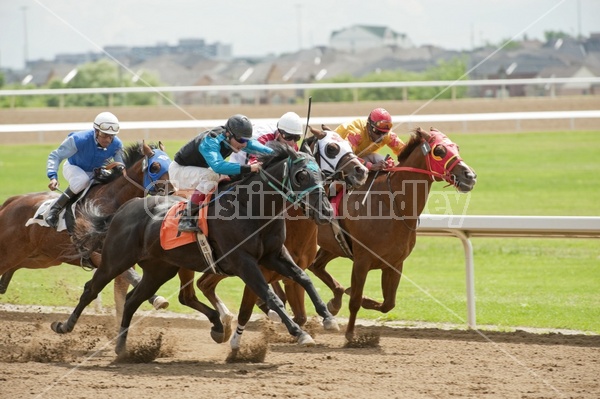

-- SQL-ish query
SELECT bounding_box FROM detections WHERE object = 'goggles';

[369,119,392,134]
[233,135,249,144]
[94,122,120,133]
[279,129,301,142]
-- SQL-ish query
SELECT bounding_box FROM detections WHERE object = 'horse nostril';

[355,165,366,175]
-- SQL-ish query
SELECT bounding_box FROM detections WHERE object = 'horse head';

[259,142,333,225]
[303,125,368,189]
[110,141,173,196]
[397,127,477,193]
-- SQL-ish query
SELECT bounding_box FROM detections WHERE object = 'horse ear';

[321,124,332,131]
[142,140,155,157]
[159,141,166,152]
[309,125,326,140]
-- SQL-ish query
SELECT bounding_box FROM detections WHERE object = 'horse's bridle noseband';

[259,155,324,206]
[387,130,463,188]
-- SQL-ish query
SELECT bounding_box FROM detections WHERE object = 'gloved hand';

[48,178,59,191]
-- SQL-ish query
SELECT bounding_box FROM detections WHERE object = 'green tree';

[544,30,572,42]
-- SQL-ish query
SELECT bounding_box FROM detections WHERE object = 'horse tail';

[72,201,114,258]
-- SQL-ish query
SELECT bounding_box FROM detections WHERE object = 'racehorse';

[51,143,339,355]
[194,127,369,348]
[0,141,172,312]
[309,127,477,340]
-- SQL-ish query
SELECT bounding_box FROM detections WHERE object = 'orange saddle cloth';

[160,199,210,250]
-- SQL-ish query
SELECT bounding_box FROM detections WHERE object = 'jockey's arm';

[46,136,78,181]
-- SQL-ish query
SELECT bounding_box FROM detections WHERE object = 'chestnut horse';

[0,142,172,312]
[192,128,368,348]
[51,143,339,355]
[310,127,477,340]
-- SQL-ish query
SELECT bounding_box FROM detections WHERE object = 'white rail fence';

[417,215,600,328]
[2,77,600,100]
[2,110,600,138]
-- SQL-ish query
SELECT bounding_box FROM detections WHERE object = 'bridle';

[386,130,463,188]
[259,154,324,206]
[120,149,172,195]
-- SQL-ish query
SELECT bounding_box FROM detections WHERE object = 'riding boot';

[45,187,75,229]
[178,202,201,232]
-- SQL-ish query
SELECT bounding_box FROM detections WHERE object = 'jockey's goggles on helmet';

[369,120,392,134]
[94,121,120,134]
[279,129,301,142]
[232,135,249,144]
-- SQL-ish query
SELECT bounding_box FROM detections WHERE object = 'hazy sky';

[1,0,599,70]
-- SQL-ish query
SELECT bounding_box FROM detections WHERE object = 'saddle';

[160,194,219,273]
[27,187,87,233]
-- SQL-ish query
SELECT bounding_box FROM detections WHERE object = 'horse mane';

[95,141,160,185]
[397,127,426,163]
[257,141,299,168]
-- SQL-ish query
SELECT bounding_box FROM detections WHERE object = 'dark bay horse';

[0,142,172,311]
[51,143,339,355]
[310,127,477,340]
[194,128,368,349]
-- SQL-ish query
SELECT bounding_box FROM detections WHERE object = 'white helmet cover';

[93,111,120,135]
[277,112,303,136]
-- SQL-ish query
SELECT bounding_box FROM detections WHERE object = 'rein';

[259,156,322,205]
[385,135,462,188]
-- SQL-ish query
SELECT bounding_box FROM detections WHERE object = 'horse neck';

[243,163,287,217]
[87,168,145,212]
[388,150,433,224]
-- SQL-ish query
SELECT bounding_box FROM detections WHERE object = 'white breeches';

[63,161,94,193]
[168,161,219,194]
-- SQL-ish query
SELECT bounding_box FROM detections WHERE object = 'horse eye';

[325,144,340,158]
[433,145,446,157]
[149,161,161,174]
[293,170,309,186]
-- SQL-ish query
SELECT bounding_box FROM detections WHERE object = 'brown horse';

[193,128,369,349]
[309,127,477,340]
[0,141,172,312]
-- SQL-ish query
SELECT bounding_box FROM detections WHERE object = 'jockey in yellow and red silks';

[335,108,405,171]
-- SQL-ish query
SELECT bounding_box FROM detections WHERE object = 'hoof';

[326,299,340,316]
[323,317,340,331]
[210,328,226,344]
[51,321,65,334]
[297,332,315,347]
[267,309,282,323]
[152,296,169,310]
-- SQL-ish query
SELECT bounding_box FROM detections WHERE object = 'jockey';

[230,111,303,165]
[169,114,274,232]
[45,111,124,229]
[335,108,404,171]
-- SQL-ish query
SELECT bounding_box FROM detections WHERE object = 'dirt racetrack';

[1,307,598,399]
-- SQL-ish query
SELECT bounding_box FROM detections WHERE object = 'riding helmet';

[368,108,392,133]
[93,111,120,135]
[226,114,253,139]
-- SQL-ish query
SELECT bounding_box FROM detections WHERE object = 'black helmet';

[226,114,253,140]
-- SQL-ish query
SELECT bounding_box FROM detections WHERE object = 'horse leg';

[230,285,260,350]
[115,264,178,355]
[0,268,16,294]
[51,264,123,334]
[196,273,235,324]
[308,248,345,315]
[120,267,169,310]
[237,267,313,345]
[177,268,228,343]
[360,265,402,312]
[282,278,307,326]
[263,251,339,333]
[256,280,285,323]
[345,260,371,341]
